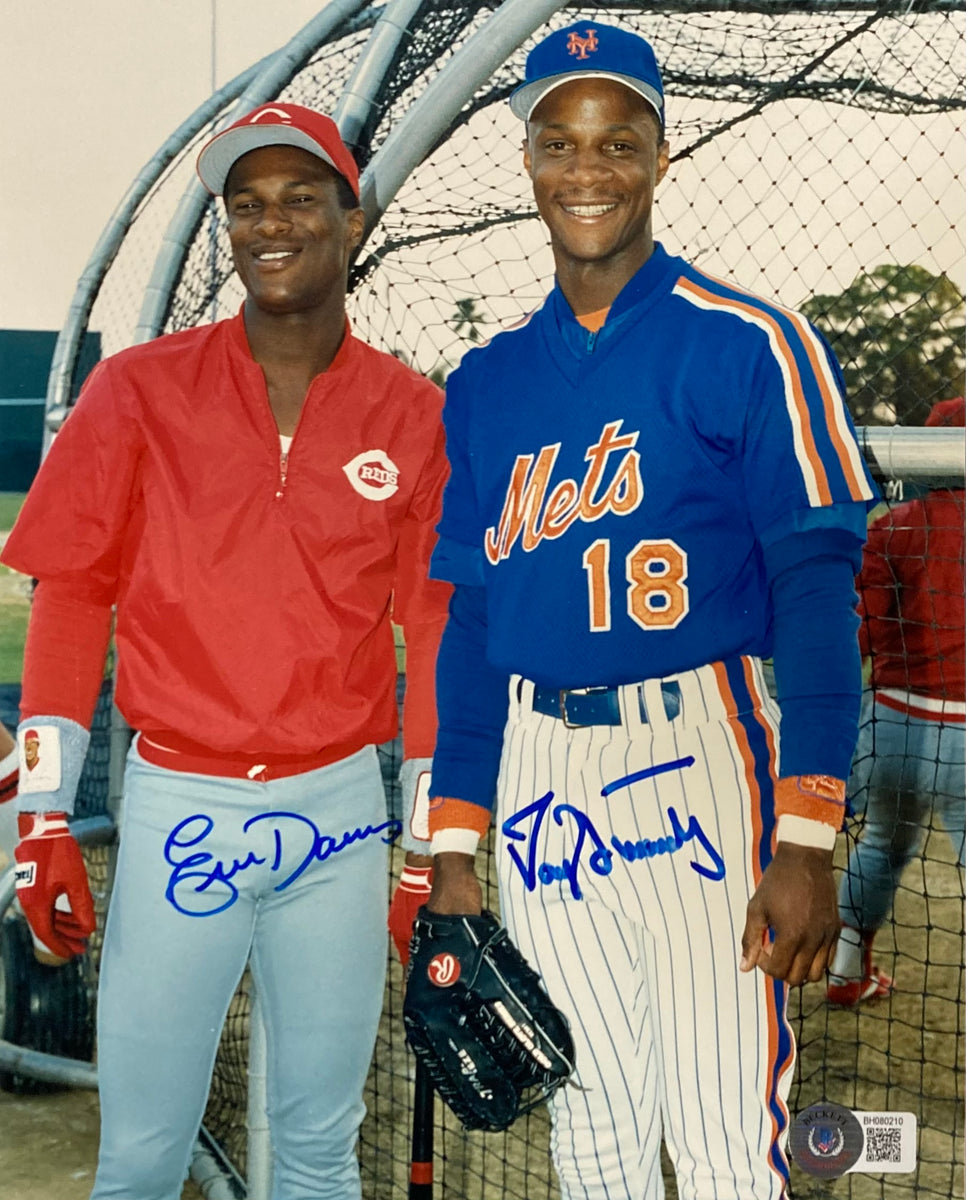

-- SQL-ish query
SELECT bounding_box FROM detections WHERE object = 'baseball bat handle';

[409,1057,435,1198]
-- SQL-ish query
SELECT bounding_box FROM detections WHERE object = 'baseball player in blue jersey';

[413,21,877,1200]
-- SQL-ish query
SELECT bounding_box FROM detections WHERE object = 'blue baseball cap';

[510,21,664,129]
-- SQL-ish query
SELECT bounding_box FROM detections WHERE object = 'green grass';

[0,493,28,684]
[0,493,26,532]
[0,599,28,684]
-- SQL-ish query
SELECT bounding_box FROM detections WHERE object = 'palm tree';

[450,297,486,344]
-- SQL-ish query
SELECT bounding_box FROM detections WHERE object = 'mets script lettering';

[502,757,725,901]
[164,811,401,917]
[484,420,643,564]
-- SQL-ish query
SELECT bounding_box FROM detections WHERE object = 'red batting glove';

[388,865,433,966]
[14,811,96,964]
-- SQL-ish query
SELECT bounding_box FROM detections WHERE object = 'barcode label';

[865,1127,902,1163]
[849,1112,917,1174]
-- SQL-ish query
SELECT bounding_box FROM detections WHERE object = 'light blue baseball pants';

[90,740,395,1200]
[839,693,966,931]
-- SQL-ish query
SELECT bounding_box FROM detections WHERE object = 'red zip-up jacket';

[858,488,965,714]
[2,311,451,760]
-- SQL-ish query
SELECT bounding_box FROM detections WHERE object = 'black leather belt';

[530,682,682,728]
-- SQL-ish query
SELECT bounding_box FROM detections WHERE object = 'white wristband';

[399,866,433,889]
[776,814,838,850]
[430,828,481,856]
[398,758,433,853]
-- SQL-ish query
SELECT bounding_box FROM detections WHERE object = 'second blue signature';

[502,756,725,900]
[164,811,401,917]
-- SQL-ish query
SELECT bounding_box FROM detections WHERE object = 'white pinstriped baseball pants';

[497,659,794,1200]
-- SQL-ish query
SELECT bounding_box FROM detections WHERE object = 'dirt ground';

[0,1088,204,1200]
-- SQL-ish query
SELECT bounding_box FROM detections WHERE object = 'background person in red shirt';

[828,396,965,1007]
[1,105,450,1199]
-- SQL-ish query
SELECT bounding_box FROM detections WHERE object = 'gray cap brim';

[197,125,342,196]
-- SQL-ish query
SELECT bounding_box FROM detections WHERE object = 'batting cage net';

[18,1,966,1198]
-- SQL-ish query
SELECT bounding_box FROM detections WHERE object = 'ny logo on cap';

[248,107,292,125]
[567,29,599,60]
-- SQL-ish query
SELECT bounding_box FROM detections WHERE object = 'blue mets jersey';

[432,243,875,689]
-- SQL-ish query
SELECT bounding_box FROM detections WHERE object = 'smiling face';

[24,736,39,769]
[224,144,363,318]
[524,77,669,305]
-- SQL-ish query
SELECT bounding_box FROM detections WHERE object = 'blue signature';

[502,756,725,900]
[164,811,401,917]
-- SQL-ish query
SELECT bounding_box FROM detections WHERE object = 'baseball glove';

[403,907,575,1132]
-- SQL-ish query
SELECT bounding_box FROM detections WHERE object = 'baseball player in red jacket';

[2,104,450,1200]
[828,395,965,1005]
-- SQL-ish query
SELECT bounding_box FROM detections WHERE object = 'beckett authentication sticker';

[790,1103,864,1178]
[791,1104,917,1177]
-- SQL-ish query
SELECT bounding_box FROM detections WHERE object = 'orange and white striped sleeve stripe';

[673,271,873,508]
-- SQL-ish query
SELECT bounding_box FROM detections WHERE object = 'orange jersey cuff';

[774,774,847,828]
[427,797,492,840]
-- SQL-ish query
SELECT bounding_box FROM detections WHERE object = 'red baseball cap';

[196,102,360,200]
[924,396,965,428]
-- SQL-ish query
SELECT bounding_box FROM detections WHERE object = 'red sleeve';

[855,510,904,659]
[391,397,452,760]
[19,581,113,728]
[0,358,143,603]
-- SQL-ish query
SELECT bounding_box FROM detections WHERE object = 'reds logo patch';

[567,29,599,60]
[427,952,461,987]
[248,106,293,125]
[342,450,400,501]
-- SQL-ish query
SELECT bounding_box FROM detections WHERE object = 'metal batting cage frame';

[0,1,963,1198]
